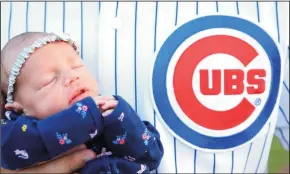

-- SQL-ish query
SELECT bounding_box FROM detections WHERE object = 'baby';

[0,32,163,174]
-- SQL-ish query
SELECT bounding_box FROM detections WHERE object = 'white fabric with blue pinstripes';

[1,2,288,173]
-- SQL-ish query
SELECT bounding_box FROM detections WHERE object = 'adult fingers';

[20,149,96,173]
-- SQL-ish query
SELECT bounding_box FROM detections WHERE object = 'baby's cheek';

[36,94,68,119]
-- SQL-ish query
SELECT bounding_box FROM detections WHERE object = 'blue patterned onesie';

[1,95,164,174]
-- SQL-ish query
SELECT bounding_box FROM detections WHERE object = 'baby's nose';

[63,71,80,86]
[65,76,79,86]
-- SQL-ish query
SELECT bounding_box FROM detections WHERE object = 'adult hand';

[1,144,96,174]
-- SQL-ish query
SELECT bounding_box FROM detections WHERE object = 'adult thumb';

[22,149,96,173]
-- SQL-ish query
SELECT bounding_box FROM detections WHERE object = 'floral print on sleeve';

[21,124,27,132]
[56,132,72,145]
[142,128,151,146]
[75,102,88,118]
[112,132,127,145]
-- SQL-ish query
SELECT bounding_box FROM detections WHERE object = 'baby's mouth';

[69,88,89,105]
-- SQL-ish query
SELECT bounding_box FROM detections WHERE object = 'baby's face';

[13,42,99,119]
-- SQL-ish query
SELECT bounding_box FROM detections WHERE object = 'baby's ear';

[5,101,24,113]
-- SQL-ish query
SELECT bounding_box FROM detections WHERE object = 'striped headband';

[6,32,80,105]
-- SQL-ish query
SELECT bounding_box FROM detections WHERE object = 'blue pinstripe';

[8,2,12,40]
[153,2,158,54]
[243,143,253,173]
[275,2,281,43]
[216,1,219,12]
[26,2,29,32]
[114,1,119,96]
[173,138,177,173]
[134,2,138,112]
[213,154,216,174]
[80,2,84,59]
[98,1,101,14]
[194,150,197,174]
[278,128,289,148]
[44,2,47,32]
[256,2,260,22]
[196,1,198,15]
[236,1,240,14]
[153,1,158,128]
[175,1,178,26]
[283,81,289,93]
[279,106,289,124]
[62,1,66,32]
[231,151,234,173]
[255,123,272,173]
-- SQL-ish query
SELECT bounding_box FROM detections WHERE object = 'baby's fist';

[93,95,118,117]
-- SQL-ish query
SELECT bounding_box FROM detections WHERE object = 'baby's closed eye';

[72,63,84,69]
[40,76,57,89]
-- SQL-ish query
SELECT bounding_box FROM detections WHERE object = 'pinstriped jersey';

[1,2,289,173]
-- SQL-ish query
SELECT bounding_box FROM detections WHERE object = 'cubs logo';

[150,15,283,152]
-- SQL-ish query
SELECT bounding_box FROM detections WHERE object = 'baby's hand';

[93,96,118,117]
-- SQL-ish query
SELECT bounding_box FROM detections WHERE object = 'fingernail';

[84,151,96,162]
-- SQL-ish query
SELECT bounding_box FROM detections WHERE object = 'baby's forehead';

[26,42,78,67]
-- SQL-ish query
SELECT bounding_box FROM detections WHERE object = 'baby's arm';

[100,95,164,171]
[80,155,150,174]
[1,97,104,170]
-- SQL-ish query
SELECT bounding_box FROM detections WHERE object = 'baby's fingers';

[102,109,114,117]
[92,98,107,107]
[96,95,115,101]
[101,100,118,111]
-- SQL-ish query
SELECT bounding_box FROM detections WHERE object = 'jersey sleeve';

[100,95,164,170]
[80,155,150,174]
[1,97,104,170]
